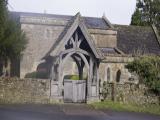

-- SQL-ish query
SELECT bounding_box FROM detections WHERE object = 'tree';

[0,0,27,76]
[0,0,8,42]
[131,0,160,33]
[126,56,160,103]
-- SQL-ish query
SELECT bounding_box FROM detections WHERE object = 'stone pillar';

[96,62,100,97]
[87,57,93,100]
[58,55,63,100]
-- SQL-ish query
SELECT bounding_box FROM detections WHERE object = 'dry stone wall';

[101,83,159,105]
[0,78,50,104]
[0,78,159,105]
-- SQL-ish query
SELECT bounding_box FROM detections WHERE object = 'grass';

[64,75,87,80]
[90,100,160,115]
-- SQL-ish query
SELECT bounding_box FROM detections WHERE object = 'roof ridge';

[11,11,105,20]
[114,24,152,29]
[10,11,72,18]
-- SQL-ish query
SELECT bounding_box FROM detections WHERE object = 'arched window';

[116,70,121,83]
[107,68,111,81]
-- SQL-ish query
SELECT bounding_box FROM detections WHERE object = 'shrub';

[25,72,37,78]
[25,71,48,79]
[126,56,160,104]
[101,81,109,100]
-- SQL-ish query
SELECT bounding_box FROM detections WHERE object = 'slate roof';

[114,25,160,55]
[10,11,110,29]
[83,17,109,29]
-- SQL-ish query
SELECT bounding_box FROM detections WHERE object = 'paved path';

[0,104,159,120]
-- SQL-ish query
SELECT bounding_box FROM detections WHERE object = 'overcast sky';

[8,0,136,25]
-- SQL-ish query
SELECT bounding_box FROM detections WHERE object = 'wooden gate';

[64,80,86,103]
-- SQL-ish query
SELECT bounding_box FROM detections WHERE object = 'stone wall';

[0,78,159,105]
[0,77,50,104]
[101,83,159,105]
[89,29,117,48]
[20,16,67,78]
[99,56,135,84]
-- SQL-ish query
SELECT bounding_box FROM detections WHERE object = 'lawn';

[90,101,160,115]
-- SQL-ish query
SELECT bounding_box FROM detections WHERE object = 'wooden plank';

[64,80,86,103]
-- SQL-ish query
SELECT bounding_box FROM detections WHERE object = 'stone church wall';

[89,29,117,48]
[20,16,67,78]
[99,56,135,84]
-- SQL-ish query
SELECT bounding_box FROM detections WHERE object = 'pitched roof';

[44,13,79,58]
[10,11,110,30]
[114,25,160,55]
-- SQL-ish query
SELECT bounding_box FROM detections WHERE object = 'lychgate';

[43,13,101,103]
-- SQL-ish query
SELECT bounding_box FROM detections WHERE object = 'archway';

[59,51,90,103]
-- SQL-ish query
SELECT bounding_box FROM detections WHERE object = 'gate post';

[57,55,63,101]
[87,57,93,101]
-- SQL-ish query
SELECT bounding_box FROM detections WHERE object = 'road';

[0,104,159,120]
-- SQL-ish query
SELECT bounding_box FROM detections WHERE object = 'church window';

[116,70,121,83]
[107,67,111,81]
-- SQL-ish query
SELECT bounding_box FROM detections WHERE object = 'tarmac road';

[0,104,159,120]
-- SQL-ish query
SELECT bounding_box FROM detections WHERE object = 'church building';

[10,12,160,102]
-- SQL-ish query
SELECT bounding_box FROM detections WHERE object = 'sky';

[8,0,136,25]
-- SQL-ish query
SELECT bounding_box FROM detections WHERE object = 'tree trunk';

[158,92,160,105]
[1,58,11,77]
[0,57,3,76]
[111,83,116,102]
[6,58,11,77]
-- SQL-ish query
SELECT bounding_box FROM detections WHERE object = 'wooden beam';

[70,37,76,48]
[77,37,83,48]
[75,31,78,48]
[79,22,100,58]
[60,48,91,57]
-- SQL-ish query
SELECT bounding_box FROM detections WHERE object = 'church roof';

[10,11,110,29]
[114,25,160,55]
[10,11,160,56]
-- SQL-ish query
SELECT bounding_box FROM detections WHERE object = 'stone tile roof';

[114,25,160,55]
[83,17,109,29]
[10,11,110,29]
